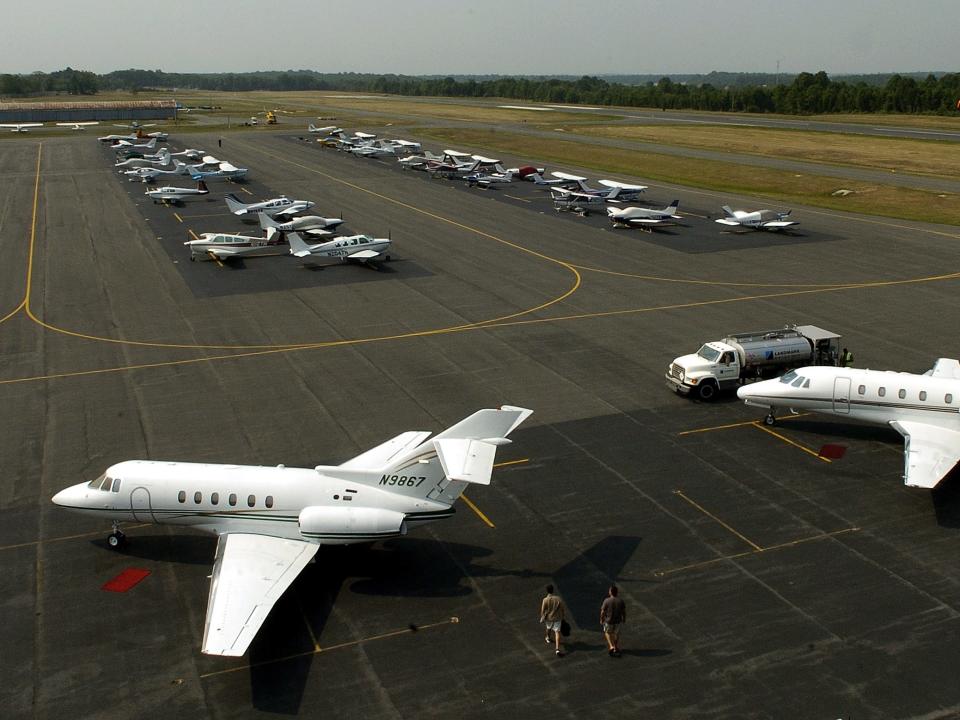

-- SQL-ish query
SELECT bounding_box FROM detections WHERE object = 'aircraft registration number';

[379,474,427,487]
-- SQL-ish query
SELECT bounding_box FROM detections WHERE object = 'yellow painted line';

[198,617,459,679]
[504,194,532,203]
[187,228,199,241]
[23,143,42,308]
[751,422,832,463]
[0,523,151,552]
[460,493,495,528]
[493,458,530,468]
[173,212,183,223]
[240,187,254,195]
[295,591,321,653]
[653,526,860,576]
[678,413,809,436]
[0,298,25,325]
[673,489,763,551]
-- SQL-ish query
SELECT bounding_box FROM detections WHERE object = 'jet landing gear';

[763,412,776,426]
[107,521,126,549]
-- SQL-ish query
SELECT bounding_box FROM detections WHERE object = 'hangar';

[0,98,177,123]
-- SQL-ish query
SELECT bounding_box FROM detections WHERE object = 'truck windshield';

[697,345,721,362]
[780,370,798,384]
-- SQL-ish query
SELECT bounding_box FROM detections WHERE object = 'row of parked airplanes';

[102,131,392,264]
[308,123,799,232]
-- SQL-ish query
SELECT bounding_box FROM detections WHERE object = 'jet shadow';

[92,532,215,565]
[931,468,960,528]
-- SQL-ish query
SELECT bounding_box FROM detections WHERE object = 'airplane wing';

[347,249,383,260]
[889,420,960,489]
[715,218,742,226]
[202,533,318,656]
[626,218,669,226]
[273,207,302,219]
[340,430,432,469]
[761,220,798,229]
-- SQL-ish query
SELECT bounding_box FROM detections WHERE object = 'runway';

[3,129,960,719]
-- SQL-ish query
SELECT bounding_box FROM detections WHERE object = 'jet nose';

[736,384,752,400]
[52,483,85,507]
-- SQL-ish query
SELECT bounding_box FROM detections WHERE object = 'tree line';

[3,68,959,115]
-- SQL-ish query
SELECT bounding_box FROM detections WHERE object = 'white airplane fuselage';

[52,460,452,544]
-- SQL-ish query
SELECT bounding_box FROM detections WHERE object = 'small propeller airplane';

[607,200,683,228]
[145,180,210,205]
[224,194,314,218]
[110,137,157,152]
[51,405,532,656]
[737,359,960,489]
[288,231,391,266]
[56,121,100,131]
[114,149,171,169]
[258,212,345,236]
[122,160,190,183]
[549,172,648,200]
[184,227,284,261]
[188,162,248,182]
[715,206,798,232]
[0,123,43,133]
[308,124,343,135]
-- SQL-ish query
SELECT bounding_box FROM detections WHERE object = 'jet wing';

[889,420,960,489]
[202,533,318,656]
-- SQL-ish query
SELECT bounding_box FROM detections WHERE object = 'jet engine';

[298,505,407,541]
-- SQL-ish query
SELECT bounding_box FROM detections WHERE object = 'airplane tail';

[224,194,248,214]
[721,205,735,217]
[258,212,281,231]
[315,406,533,508]
[308,123,317,132]
[666,200,680,213]
[197,180,209,193]
[287,232,312,258]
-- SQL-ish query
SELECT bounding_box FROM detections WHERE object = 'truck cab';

[667,342,741,400]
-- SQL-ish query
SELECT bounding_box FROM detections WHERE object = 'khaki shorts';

[603,622,621,637]
[544,620,561,632]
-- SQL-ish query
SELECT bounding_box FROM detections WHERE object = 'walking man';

[841,347,854,367]
[540,584,566,657]
[600,585,626,657]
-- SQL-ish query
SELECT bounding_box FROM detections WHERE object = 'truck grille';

[670,363,683,380]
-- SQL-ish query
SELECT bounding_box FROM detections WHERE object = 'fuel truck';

[666,324,841,401]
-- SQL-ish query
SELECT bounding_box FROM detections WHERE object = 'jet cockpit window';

[697,345,721,362]
[803,379,811,388]
[100,477,113,491]
[112,478,121,492]
[780,370,798,384]
[791,376,805,387]
[88,474,106,489]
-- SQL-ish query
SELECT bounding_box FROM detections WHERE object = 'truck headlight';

[688,377,698,384]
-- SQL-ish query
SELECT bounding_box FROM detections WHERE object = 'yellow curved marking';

[571,264,854,288]
[4,267,956,387]
[0,298,25,325]
[23,140,580,350]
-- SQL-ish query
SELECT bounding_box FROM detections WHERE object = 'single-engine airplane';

[288,231,391,266]
[715,206,798,232]
[0,123,43,133]
[607,200,682,228]
[225,194,314,218]
[184,227,283,261]
[56,121,100,131]
[258,212,345,236]
[145,180,210,205]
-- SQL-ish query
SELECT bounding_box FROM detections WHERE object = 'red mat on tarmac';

[818,444,848,460]
[102,568,151,593]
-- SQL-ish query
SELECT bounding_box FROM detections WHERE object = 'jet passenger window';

[878,387,886,397]
[228,493,237,506]
[247,494,256,507]
[178,491,186,503]
[946,394,954,404]
[919,391,927,401]
[194,491,202,504]
[211,492,219,505]
[858,385,865,395]
[898,389,906,399]
[265,496,274,509]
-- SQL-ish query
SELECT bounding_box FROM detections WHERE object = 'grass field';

[575,124,960,178]
[414,126,960,226]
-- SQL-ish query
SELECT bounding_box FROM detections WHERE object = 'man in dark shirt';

[600,585,626,657]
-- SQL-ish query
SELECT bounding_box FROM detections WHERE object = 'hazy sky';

[4,0,957,76]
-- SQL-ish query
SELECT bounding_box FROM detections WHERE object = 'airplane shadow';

[931,469,960,528]
[93,532,215,565]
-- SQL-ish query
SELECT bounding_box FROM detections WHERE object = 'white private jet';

[56,121,100,131]
[189,162,248,182]
[288,231,391,265]
[258,212,345,236]
[184,227,283,261]
[225,194,314,218]
[737,360,960,489]
[607,201,682,228]
[716,206,798,232]
[51,406,532,656]
[145,180,210,205]
[0,123,43,133]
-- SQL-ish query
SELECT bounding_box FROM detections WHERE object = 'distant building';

[0,99,177,124]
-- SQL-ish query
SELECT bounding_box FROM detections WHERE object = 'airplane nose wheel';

[108,521,126,549]
[763,413,776,426]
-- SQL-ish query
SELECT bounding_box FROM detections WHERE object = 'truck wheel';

[696,382,718,401]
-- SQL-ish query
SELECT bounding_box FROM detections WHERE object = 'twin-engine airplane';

[737,359,960,489]
[224,194,314,218]
[189,162,248,181]
[52,406,532,656]
[258,212,345,236]
[715,206,798,232]
[607,201,682,228]
[288,231,391,265]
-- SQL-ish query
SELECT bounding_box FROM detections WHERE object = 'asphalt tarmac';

[3,129,960,719]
